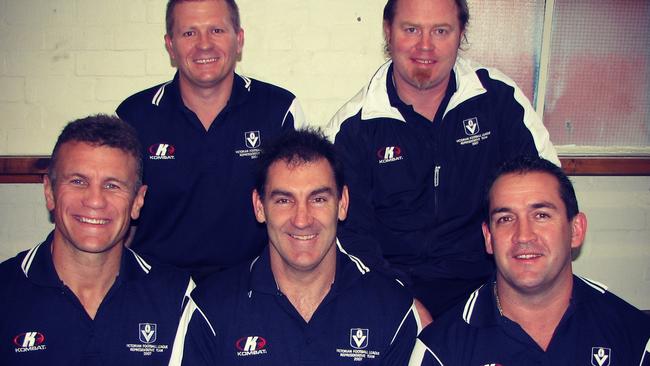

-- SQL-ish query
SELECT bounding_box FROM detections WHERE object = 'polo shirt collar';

[248,242,366,296]
[465,275,607,328]
[22,231,152,288]
[169,71,251,110]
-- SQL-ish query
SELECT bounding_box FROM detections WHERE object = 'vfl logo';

[236,336,268,356]
[350,328,369,349]
[148,143,176,160]
[463,117,480,136]
[377,146,404,164]
[139,323,157,344]
[591,347,611,366]
[245,131,261,148]
[13,331,47,352]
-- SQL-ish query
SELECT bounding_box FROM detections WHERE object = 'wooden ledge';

[1,155,650,183]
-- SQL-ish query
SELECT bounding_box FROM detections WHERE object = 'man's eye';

[312,197,327,203]
[211,28,225,34]
[275,198,290,204]
[70,179,85,186]
[405,27,418,34]
[105,183,120,190]
[182,30,195,37]
[495,216,512,224]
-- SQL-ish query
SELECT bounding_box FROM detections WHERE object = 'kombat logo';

[13,331,47,353]
[126,323,168,356]
[463,117,480,136]
[337,328,380,362]
[591,347,611,366]
[377,146,404,164]
[235,131,262,159]
[148,143,176,160]
[235,336,268,357]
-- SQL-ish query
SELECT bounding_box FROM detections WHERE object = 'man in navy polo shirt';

[168,129,421,365]
[0,115,194,366]
[409,156,650,366]
[116,0,306,280]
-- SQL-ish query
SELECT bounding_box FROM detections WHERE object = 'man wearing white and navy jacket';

[169,130,421,366]
[326,0,558,317]
[409,156,650,366]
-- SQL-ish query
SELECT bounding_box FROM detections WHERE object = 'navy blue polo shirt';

[0,233,194,366]
[116,73,305,278]
[409,275,650,366]
[168,241,421,365]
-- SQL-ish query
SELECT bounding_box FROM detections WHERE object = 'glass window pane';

[544,0,650,147]
[464,0,545,101]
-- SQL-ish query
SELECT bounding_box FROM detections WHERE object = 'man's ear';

[252,189,266,223]
[570,212,587,250]
[482,222,494,255]
[43,175,55,211]
[130,185,148,220]
[338,185,349,221]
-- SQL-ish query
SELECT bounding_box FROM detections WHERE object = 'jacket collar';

[359,57,487,122]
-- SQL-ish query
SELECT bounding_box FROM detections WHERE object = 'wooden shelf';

[1,155,649,183]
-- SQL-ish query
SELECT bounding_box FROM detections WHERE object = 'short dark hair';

[484,156,578,223]
[166,0,241,36]
[383,0,469,31]
[49,114,143,190]
[255,129,345,198]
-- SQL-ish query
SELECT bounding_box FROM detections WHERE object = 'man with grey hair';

[117,0,306,280]
[327,0,559,318]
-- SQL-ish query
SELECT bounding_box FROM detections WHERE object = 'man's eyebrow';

[310,187,335,196]
[490,201,559,216]
[268,189,293,197]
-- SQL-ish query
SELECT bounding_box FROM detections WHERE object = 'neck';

[495,272,573,351]
[51,240,122,320]
[271,250,337,323]
[178,74,234,130]
[393,72,450,121]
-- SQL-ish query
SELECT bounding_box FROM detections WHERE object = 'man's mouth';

[195,57,218,64]
[514,253,543,260]
[289,233,317,241]
[413,58,435,64]
[76,216,109,225]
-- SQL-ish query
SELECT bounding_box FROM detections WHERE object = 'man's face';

[384,0,463,93]
[483,172,586,296]
[44,142,146,257]
[165,0,244,92]
[253,158,349,274]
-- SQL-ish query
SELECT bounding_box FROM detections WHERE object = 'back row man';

[327,0,559,317]
[117,0,305,280]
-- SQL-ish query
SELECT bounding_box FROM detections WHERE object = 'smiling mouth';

[413,58,435,64]
[514,253,543,260]
[76,216,109,225]
[289,233,317,241]
[195,57,218,64]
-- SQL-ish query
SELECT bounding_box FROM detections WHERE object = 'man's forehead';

[266,158,336,190]
[490,172,562,207]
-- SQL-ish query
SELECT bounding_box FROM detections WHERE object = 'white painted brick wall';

[0,0,648,309]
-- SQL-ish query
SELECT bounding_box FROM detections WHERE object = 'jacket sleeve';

[484,69,560,167]
[331,118,412,286]
[167,296,219,366]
